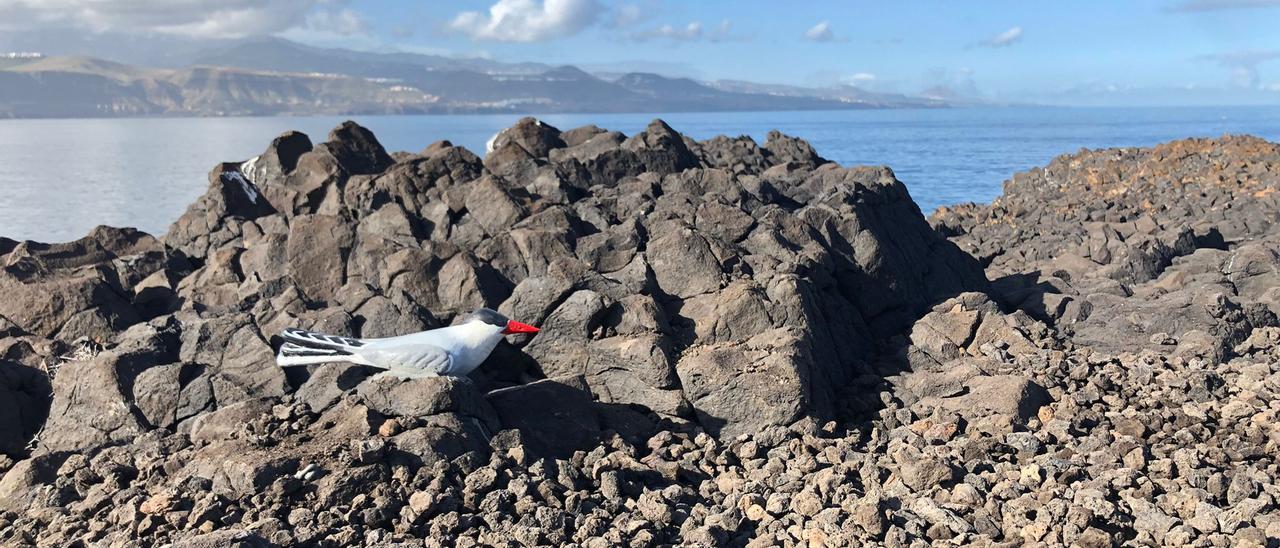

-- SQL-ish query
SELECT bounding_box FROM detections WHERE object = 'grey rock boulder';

[622,119,701,175]
[676,329,814,438]
[171,529,271,548]
[485,376,602,459]
[356,375,496,428]
[486,117,566,159]
[187,397,276,446]
[166,162,277,260]
[286,214,355,303]
[241,130,313,188]
[764,129,828,169]
[917,374,1051,426]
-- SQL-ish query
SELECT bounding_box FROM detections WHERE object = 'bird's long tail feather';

[276,342,351,367]
[275,328,369,367]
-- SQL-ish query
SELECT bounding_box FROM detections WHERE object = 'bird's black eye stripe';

[461,307,509,327]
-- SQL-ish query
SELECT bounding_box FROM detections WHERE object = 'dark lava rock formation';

[933,136,1280,361]
[1,122,1278,547]
[157,116,986,441]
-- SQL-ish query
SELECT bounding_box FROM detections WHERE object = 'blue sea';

[2,106,1279,243]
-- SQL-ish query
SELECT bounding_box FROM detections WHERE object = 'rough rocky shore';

[0,119,1277,547]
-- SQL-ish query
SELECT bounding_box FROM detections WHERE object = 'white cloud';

[979,26,1023,48]
[449,0,602,42]
[803,20,837,42]
[629,19,741,43]
[304,8,368,37]
[610,2,652,27]
[1198,49,1280,88]
[844,72,877,85]
[632,21,702,41]
[0,0,345,38]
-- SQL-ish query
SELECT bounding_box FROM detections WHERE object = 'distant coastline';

[0,39,952,120]
[0,100,949,121]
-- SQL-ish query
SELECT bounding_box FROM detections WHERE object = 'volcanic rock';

[935,136,1280,359]
[0,226,183,341]
[5,122,1280,547]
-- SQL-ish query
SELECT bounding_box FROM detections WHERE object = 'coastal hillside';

[1,121,1278,546]
[0,39,945,118]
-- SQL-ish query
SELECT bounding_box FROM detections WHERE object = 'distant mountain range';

[0,37,948,118]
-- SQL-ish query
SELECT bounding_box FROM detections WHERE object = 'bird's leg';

[467,416,492,443]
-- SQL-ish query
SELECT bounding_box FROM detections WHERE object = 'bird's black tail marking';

[281,328,365,350]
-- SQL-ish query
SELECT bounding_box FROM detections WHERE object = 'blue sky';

[294,0,1280,104]
[3,0,1279,105]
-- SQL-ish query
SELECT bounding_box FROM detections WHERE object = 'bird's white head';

[447,308,542,376]
[459,308,540,340]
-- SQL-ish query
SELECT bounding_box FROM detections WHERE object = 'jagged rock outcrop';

[163,116,987,440]
[0,226,187,341]
[933,136,1280,276]
[935,136,1280,360]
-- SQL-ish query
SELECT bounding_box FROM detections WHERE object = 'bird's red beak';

[502,320,540,335]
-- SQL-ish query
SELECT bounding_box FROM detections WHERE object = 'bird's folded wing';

[357,343,453,375]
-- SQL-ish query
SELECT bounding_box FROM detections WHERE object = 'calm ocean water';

[1,106,1278,243]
